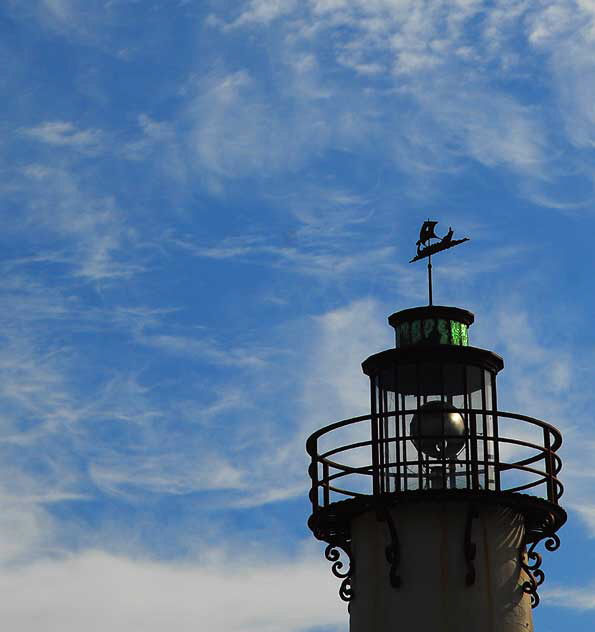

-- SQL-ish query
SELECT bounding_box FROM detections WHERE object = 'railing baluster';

[370,380,380,496]
[323,462,330,506]
[470,413,480,490]
[491,372,502,492]
[543,427,554,503]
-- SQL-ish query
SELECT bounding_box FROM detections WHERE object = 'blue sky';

[1,0,595,629]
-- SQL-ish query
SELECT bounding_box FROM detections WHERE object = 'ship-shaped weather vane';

[410,220,469,306]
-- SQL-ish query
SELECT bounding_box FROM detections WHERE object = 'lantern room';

[363,305,503,495]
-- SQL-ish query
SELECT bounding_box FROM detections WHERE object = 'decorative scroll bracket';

[519,528,561,608]
[378,506,401,589]
[324,539,354,606]
[464,504,479,586]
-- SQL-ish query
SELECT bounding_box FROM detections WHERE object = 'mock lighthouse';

[306,222,565,632]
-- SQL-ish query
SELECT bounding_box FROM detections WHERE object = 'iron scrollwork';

[379,506,401,589]
[325,539,354,604]
[464,504,479,586]
[519,524,561,609]
[539,512,562,552]
[544,532,561,552]
[519,542,544,608]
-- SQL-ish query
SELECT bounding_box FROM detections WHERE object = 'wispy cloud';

[0,547,345,632]
[89,452,245,497]
[11,1,595,205]
[21,121,105,153]
[6,0,97,40]
[6,164,142,281]
[526,1,595,150]
[543,583,595,611]
[0,497,54,564]
[138,333,272,369]
[0,271,297,509]
[225,0,299,28]
[183,68,341,184]
[172,232,398,281]
[300,298,390,424]
[195,0,595,206]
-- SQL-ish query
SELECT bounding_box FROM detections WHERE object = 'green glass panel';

[437,319,449,344]
[451,321,462,345]
[423,318,435,340]
[411,320,422,344]
[399,322,410,346]
[461,324,469,346]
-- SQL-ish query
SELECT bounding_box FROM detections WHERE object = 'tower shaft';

[350,502,532,632]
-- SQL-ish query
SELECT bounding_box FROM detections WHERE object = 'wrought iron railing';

[307,408,563,513]
[307,408,565,609]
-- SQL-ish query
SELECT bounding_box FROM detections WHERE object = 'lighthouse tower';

[306,223,565,632]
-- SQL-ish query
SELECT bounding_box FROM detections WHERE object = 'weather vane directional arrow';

[410,220,469,306]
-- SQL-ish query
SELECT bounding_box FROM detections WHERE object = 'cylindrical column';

[350,502,532,632]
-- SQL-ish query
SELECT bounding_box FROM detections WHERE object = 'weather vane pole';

[410,220,469,305]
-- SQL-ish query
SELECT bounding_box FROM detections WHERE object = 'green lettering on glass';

[399,322,410,346]
[411,320,422,344]
[451,321,462,345]
[423,319,435,339]
[461,324,469,346]
[437,319,449,344]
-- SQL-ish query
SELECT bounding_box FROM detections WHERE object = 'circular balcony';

[307,407,566,545]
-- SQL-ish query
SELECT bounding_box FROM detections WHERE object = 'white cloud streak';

[543,583,595,611]
[11,1,595,205]
[8,164,141,281]
[0,548,346,632]
[190,0,595,207]
[185,69,341,184]
[172,232,398,282]
[21,121,105,152]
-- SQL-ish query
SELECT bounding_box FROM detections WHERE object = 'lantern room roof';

[388,305,475,348]
[362,344,504,383]
[388,305,474,329]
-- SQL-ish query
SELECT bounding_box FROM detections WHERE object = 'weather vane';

[410,220,469,306]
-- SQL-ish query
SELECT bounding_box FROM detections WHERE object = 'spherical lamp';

[410,401,466,458]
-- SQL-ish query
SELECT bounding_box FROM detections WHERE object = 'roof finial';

[410,220,469,305]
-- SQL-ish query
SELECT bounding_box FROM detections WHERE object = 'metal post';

[544,427,554,502]
[491,372,502,492]
[394,366,402,493]
[470,413,480,490]
[428,254,433,306]
[371,379,380,496]
[449,458,456,489]
[307,436,319,511]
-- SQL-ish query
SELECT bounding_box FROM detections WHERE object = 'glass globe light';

[410,400,466,459]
